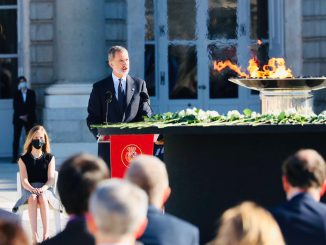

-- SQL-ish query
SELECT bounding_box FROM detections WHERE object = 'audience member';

[271,149,326,245]
[0,220,30,245]
[209,201,284,245]
[41,153,109,245]
[12,125,61,243]
[12,76,36,163]
[0,208,20,225]
[88,179,148,245]
[125,155,199,245]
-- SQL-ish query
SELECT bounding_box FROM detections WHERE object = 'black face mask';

[31,139,45,150]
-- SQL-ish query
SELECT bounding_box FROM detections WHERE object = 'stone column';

[44,0,106,165]
[127,0,145,78]
[55,0,106,83]
[284,0,302,75]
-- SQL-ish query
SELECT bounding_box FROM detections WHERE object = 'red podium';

[109,134,154,178]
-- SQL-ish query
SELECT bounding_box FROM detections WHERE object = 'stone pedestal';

[43,84,97,165]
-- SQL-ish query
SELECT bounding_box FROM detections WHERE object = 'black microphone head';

[106,91,113,103]
[140,92,149,102]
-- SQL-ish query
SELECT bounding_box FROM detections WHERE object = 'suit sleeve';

[13,92,18,115]
[87,85,102,138]
[136,80,152,120]
[29,90,37,122]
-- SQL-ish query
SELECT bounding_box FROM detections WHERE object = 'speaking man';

[87,46,152,167]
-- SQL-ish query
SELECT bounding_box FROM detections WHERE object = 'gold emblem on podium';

[121,144,142,167]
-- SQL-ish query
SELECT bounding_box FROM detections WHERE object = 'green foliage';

[92,108,326,129]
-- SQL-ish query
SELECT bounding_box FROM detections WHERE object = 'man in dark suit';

[270,149,326,245]
[125,155,200,245]
[41,153,109,245]
[87,46,152,167]
[12,76,36,162]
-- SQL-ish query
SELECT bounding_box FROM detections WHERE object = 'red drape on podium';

[110,134,154,178]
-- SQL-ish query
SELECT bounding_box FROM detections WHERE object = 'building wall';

[29,0,55,110]
[302,0,326,112]
[105,0,127,50]
[29,0,128,112]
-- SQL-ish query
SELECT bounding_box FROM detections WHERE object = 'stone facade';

[29,0,55,106]
[301,0,326,112]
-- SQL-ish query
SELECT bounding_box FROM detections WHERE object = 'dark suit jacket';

[13,89,36,124]
[0,208,21,225]
[87,75,152,137]
[138,206,199,245]
[271,192,326,245]
[41,217,95,245]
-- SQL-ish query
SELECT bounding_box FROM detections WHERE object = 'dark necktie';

[118,79,126,112]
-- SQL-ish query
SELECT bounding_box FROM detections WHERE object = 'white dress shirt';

[112,73,127,100]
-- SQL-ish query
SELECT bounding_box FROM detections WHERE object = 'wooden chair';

[16,171,61,233]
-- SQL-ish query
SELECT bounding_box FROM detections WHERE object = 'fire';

[213,40,293,78]
[213,60,248,78]
[214,57,293,79]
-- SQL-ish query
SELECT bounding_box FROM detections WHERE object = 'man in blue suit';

[125,155,199,245]
[271,149,326,245]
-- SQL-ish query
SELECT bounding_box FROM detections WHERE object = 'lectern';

[98,134,154,178]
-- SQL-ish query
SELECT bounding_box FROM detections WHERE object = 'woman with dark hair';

[12,125,61,244]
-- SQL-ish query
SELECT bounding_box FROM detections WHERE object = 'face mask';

[31,139,45,150]
[18,82,27,90]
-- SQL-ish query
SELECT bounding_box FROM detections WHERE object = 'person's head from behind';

[212,202,285,245]
[0,220,30,245]
[282,149,326,200]
[88,179,148,244]
[17,76,27,91]
[108,46,129,78]
[23,125,50,154]
[125,155,171,209]
[58,153,109,216]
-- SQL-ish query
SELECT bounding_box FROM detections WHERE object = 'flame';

[213,60,248,78]
[214,57,293,79]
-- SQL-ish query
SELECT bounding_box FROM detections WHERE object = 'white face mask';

[18,82,27,90]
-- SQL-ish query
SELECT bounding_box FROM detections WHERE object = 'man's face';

[109,50,129,77]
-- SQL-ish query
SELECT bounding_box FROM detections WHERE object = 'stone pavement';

[0,159,68,243]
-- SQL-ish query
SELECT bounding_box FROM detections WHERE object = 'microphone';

[140,91,153,116]
[105,91,113,124]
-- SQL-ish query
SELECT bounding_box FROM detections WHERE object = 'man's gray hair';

[89,179,148,237]
[108,46,128,61]
[125,155,169,204]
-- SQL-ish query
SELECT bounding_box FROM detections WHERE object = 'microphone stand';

[105,91,113,124]
[140,91,153,116]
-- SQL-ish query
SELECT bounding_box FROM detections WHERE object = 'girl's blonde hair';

[23,125,51,154]
[212,202,285,245]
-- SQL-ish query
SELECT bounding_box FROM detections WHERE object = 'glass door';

[157,0,203,112]
[0,0,18,157]
[206,0,269,113]
[152,0,279,114]
[0,0,18,99]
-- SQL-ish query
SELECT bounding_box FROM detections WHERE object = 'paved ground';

[0,159,68,243]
